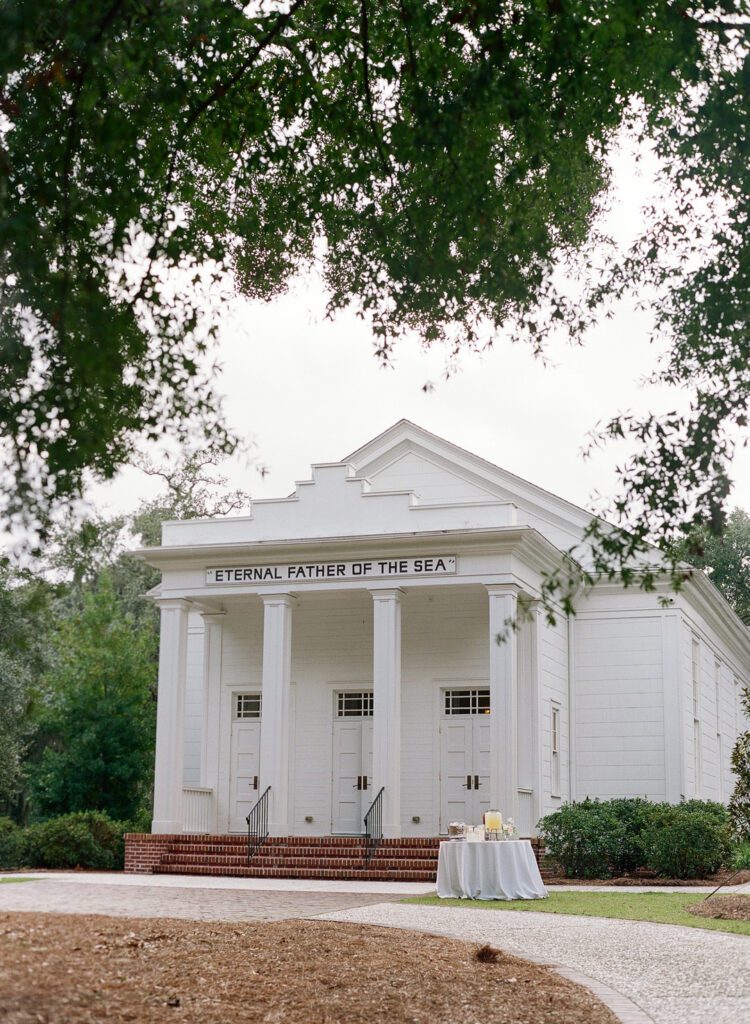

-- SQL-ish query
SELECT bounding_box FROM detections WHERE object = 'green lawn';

[404,890,750,937]
[0,877,38,884]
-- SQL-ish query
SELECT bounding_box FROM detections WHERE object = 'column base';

[151,819,183,835]
[269,821,290,838]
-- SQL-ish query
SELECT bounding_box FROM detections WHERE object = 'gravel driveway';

[321,902,750,1024]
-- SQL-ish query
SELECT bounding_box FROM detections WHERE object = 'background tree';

[29,573,157,822]
[729,686,750,840]
[6,445,251,823]
[676,508,750,840]
[676,509,750,626]
[0,565,53,816]
[1,2,750,589]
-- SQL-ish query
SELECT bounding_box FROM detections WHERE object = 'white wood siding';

[289,591,373,835]
[401,588,489,835]
[216,602,264,831]
[678,597,750,804]
[367,451,495,504]
[574,614,666,801]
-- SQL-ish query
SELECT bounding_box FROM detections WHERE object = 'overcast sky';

[89,140,750,525]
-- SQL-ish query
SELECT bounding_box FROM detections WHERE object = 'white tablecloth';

[437,839,547,900]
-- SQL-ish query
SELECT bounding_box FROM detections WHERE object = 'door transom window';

[444,688,490,715]
[235,693,262,719]
[337,691,374,718]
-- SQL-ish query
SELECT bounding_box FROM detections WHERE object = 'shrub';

[23,811,126,870]
[731,841,750,872]
[124,805,152,835]
[729,726,750,841]
[538,798,733,879]
[676,799,730,824]
[538,800,626,878]
[602,798,655,875]
[0,817,25,869]
[643,807,731,879]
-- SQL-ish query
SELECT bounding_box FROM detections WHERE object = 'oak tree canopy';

[2,1,749,586]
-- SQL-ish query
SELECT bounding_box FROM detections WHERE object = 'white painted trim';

[532,605,544,830]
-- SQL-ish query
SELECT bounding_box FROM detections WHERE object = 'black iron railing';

[363,786,385,868]
[246,786,271,863]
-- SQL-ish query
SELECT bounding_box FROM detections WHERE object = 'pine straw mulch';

[687,894,750,922]
[0,913,618,1024]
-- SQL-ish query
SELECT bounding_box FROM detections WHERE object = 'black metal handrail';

[246,786,271,863]
[363,786,385,868]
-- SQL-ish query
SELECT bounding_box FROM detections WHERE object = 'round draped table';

[436,839,547,901]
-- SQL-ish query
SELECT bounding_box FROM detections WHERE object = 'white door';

[229,692,262,832]
[332,691,374,834]
[440,688,491,831]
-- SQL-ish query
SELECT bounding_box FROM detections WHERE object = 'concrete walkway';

[322,901,750,1024]
[0,870,434,895]
[0,871,433,922]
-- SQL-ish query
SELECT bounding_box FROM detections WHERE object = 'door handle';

[474,775,480,789]
[353,776,362,790]
[463,774,472,790]
[252,775,258,790]
[362,775,368,790]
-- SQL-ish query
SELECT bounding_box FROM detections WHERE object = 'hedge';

[538,798,732,880]
[0,811,136,870]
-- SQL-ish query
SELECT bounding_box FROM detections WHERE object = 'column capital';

[260,592,297,608]
[485,584,522,599]
[201,610,226,624]
[369,588,404,602]
[155,597,192,612]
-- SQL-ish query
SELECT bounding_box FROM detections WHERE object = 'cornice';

[134,525,565,572]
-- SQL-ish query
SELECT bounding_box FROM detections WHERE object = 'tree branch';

[58,1,124,344]
[398,0,418,79]
[133,0,309,308]
[359,0,392,175]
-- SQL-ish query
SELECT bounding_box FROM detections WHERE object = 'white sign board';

[206,555,456,586]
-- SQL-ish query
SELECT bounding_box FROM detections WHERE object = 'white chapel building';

[140,421,750,842]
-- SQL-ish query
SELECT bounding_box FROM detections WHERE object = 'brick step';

[165,843,438,861]
[168,836,442,849]
[155,863,437,882]
[161,852,439,871]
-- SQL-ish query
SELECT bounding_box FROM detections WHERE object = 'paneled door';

[331,691,374,834]
[440,688,491,830]
[229,692,262,832]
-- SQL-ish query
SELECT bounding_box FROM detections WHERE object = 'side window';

[551,703,561,797]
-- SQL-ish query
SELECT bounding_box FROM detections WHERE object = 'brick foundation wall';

[124,832,548,877]
[124,833,176,874]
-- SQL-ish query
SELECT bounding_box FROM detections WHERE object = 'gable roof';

[345,418,595,543]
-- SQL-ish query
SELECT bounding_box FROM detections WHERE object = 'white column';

[531,602,544,828]
[487,587,518,820]
[260,594,295,836]
[152,599,190,834]
[200,611,225,832]
[371,589,402,838]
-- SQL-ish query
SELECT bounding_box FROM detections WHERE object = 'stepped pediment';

[158,419,596,550]
[161,454,515,547]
